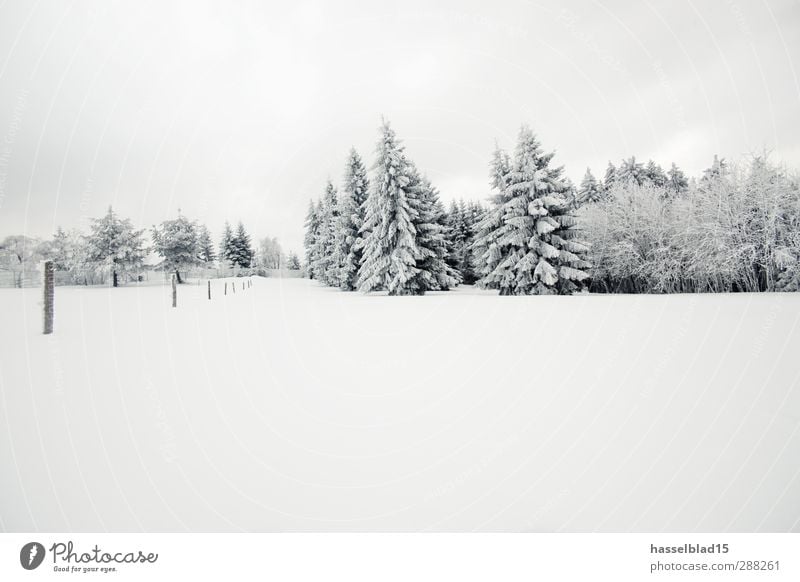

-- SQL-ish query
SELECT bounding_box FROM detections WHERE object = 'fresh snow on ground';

[1,277,799,532]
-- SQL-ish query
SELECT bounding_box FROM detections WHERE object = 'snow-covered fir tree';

[666,163,689,194]
[472,145,513,290]
[701,155,728,185]
[617,156,647,186]
[303,200,321,279]
[473,126,589,295]
[406,169,460,292]
[286,251,301,270]
[644,160,668,187]
[220,221,235,267]
[312,180,339,285]
[336,148,370,290]
[357,119,425,295]
[603,161,617,193]
[151,212,201,283]
[578,168,603,203]
[197,224,216,264]
[50,227,71,270]
[463,200,485,283]
[445,200,467,276]
[86,206,147,287]
[229,221,254,268]
[445,199,483,284]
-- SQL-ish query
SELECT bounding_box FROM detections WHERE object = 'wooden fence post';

[224,282,227,295]
[172,274,177,308]
[207,280,211,300]
[43,261,54,334]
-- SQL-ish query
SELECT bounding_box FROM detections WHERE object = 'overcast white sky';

[1,0,799,253]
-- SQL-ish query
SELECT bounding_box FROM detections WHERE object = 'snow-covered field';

[1,277,799,532]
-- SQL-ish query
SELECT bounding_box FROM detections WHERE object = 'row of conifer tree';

[303,119,591,295]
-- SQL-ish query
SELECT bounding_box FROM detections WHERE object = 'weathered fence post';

[224,281,227,295]
[43,261,54,334]
[171,274,177,308]
[232,281,236,294]
[207,280,211,300]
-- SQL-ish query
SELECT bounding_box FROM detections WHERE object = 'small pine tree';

[197,224,216,264]
[220,221,235,267]
[357,118,423,295]
[337,148,370,290]
[666,163,689,195]
[286,251,301,270]
[50,227,71,270]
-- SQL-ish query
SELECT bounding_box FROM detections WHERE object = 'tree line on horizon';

[304,119,800,295]
[0,212,301,288]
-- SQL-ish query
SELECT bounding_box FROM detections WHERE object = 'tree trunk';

[175,269,183,284]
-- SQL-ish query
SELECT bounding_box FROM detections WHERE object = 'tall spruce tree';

[473,145,513,289]
[603,161,617,193]
[357,119,424,295]
[474,126,589,295]
[313,180,339,285]
[578,168,603,203]
[462,200,484,283]
[445,200,467,275]
[337,149,370,290]
[197,224,216,264]
[406,169,460,292]
[230,221,254,268]
[303,200,321,279]
[220,221,235,267]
